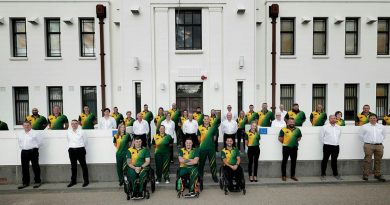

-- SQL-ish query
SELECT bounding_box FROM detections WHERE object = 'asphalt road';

[1,183,390,205]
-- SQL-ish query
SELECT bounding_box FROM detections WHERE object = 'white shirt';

[359,123,386,144]
[223,111,237,121]
[161,120,175,141]
[133,119,149,135]
[182,119,198,134]
[279,110,288,119]
[18,129,42,150]
[67,128,87,148]
[99,116,117,130]
[221,119,238,135]
[320,123,341,146]
[271,119,286,128]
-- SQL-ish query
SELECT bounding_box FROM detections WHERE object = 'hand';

[135,167,141,173]
[245,146,248,154]
[232,165,238,170]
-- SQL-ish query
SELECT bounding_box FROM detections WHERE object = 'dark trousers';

[321,144,339,176]
[134,134,147,147]
[21,148,41,185]
[281,146,298,177]
[184,133,198,147]
[223,133,236,147]
[247,146,260,177]
[215,132,220,152]
[68,147,89,183]
[223,165,243,188]
[236,128,245,150]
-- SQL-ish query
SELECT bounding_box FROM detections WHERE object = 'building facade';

[0,0,389,130]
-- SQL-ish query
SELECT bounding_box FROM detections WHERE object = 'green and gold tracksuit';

[210,116,221,152]
[124,117,135,127]
[383,114,390,126]
[284,110,306,126]
[279,127,302,147]
[246,111,259,124]
[154,114,166,133]
[310,111,327,126]
[0,121,9,130]
[141,111,154,147]
[78,113,96,129]
[245,131,261,147]
[126,147,150,193]
[193,112,204,125]
[355,112,374,126]
[48,114,69,130]
[111,113,124,127]
[178,147,199,192]
[336,119,345,126]
[114,133,131,183]
[169,109,182,145]
[258,110,275,127]
[221,147,240,165]
[198,123,218,179]
[153,134,172,181]
[25,115,47,130]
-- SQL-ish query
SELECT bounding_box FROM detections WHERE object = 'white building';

[1,0,390,130]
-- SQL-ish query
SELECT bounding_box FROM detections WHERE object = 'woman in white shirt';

[271,112,286,128]
[99,108,117,130]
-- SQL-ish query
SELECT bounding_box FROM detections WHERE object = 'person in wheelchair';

[220,136,244,193]
[177,137,200,198]
[126,136,151,199]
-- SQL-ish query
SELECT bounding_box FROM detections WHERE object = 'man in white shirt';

[319,115,342,181]
[182,113,199,147]
[98,108,117,130]
[67,119,89,188]
[359,114,386,182]
[161,113,175,162]
[18,121,42,189]
[223,105,237,121]
[271,112,287,128]
[278,104,287,120]
[221,113,238,147]
[133,113,150,147]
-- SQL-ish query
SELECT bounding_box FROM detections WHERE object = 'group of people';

[3,102,388,193]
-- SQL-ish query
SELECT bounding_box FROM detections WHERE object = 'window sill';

[376,55,390,58]
[312,55,329,59]
[344,55,361,59]
[79,57,97,60]
[45,57,62,60]
[9,57,28,61]
[175,50,203,54]
[279,55,297,59]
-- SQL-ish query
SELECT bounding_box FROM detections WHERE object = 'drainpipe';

[269,4,279,114]
[96,4,107,115]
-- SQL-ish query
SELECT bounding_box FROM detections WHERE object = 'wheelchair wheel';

[149,168,156,193]
[219,178,223,190]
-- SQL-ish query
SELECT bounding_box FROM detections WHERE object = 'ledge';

[44,57,62,61]
[376,55,390,58]
[312,55,329,59]
[78,57,97,60]
[175,50,203,54]
[280,55,297,59]
[344,55,361,59]
[9,57,28,61]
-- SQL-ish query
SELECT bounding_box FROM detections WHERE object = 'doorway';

[176,83,203,113]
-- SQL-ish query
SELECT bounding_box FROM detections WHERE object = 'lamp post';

[269,4,279,114]
[96,4,107,115]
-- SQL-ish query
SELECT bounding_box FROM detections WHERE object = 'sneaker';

[155,180,160,185]
[131,193,137,199]
[189,192,197,197]
[281,176,287,181]
[362,176,369,181]
[33,183,41,189]
[374,175,386,182]
[291,177,299,181]
[67,182,76,188]
[165,180,170,184]
[334,175,343,181]
[320,175,326,181]
[17,184,29,189]
[137,192,143,199]
[82,182,89,187]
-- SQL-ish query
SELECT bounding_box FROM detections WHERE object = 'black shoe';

[67,182,76,188]
[170,160,174,164]
[131,193,137,199]
[137,192,143,199]
[119,181,124,186]
[374,175,386,182]
[212,176,219,183]
[33,183,41,188]
[82,182,89,187]
[18,184,29,189]
[362,176,369,181]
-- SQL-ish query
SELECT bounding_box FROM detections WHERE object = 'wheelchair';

[123,167,156,200]
[219,166,246,195]
[175,169,202,198]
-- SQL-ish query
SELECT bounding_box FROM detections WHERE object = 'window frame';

[135,82,141,115]
[280,17,295,56]
[11,18,27,57]
[377,18,390,55]
[345,17,359,55]
[280,84,295,111]
[376,84,389,119]
[47,86,63,115]
[79,18,96,57]
[14,87,29,125]
[175,9,202,50]
[313,18,327,55]
[46,18,61,57]
[81,86,97,116]
[312,84,327,112]
[344,84,359,121]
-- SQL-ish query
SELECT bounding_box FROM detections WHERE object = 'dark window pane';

[193,26,202,49]
[185,12,192,24]
[14,87,29,125]
[175,10,202,50]
[184,26,193,48]
[176,26,184,49]
[193,13,201,24]
[82,86,97,116]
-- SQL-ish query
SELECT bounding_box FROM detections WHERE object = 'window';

[280,84,295,111]
[345,18,359,55]
[312,84,327,111]
[376,84,389,119]
[48,87,63,114]
[175,10,202,50]
[14,87,29,125]
[378,18,390,55]
[280,18,295,55]
[46,18,61,57]
[344,84,358,120]
[79,18,95,57]
[313,18,327,55]
[237,81,243,113]
[11,18,27,57]
[81,86,97,116]
[135,82,141,115]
